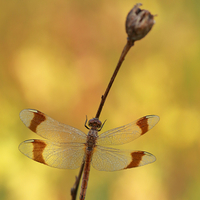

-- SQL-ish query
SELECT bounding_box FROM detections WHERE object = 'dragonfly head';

[88,118,102,129]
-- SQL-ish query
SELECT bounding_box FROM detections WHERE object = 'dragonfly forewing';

[97,115,159,145]
[20,109,87,143]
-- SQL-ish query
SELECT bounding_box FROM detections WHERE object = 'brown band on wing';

[29,111,46,132]
[136,116,148,135]
[32,140,47,165]
[125,151,145,169]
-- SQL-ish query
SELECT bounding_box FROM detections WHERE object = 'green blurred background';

[1,0,200,200]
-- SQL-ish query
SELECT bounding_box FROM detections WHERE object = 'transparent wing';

[19,139,85,169]
[97,115,159,145]
[92,146,156,171]
[20,109,87,143]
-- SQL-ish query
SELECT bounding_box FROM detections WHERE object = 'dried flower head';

[126,3,155,45]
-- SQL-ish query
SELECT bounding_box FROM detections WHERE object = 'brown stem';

[70,40,133,200]
[71,161,85,200]
[95,40,133,119]
[70,3,156,198]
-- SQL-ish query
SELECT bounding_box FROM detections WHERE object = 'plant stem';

[95,40,133,119]
[71,162,85,200]
[70,39,134,200]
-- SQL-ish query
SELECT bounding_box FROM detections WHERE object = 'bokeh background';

[1,0,200,200]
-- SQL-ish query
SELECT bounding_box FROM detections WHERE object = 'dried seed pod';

[126,3,155,45]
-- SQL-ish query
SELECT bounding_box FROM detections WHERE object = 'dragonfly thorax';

[86,133,97,150]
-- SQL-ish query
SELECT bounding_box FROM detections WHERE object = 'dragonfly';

[19,109,159,200]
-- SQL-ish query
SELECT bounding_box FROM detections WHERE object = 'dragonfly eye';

[88,118,102,128]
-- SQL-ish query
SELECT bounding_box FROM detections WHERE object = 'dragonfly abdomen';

[80,149,93,200]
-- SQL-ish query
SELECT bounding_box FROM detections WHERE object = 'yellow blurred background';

[1,0,200,200]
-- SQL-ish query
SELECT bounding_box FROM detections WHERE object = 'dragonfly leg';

[98,119,107,131]
[84,116,90,130]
